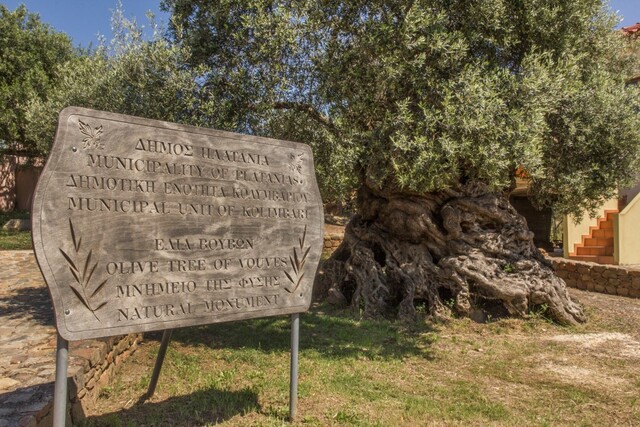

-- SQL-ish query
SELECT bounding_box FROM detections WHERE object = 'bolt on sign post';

[32,107,324,426]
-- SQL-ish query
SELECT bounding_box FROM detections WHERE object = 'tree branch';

[272,101,340,137]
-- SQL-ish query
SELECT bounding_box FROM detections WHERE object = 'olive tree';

[25,9,226,153]
[163,0,639,324]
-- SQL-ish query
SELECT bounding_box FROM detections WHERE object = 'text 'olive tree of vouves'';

[162,0,640,324]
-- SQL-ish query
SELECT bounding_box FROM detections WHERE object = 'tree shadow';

[0,284,54,326]
[78,387,260,427]
[157,304,439,361]
[0,382,54,427]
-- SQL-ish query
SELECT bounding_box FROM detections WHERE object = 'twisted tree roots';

[322,184,585,325]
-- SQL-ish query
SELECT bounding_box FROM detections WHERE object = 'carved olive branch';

[59,219,107,321]
[78,119,104,149]
[288,152,304,175]
[284,225,310,294]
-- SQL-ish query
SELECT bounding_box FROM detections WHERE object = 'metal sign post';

[53,333,69,427]
[145,329,174,399]
[289,313,300,421]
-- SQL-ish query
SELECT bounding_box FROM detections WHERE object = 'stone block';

[0,377,20,391]
[577,265,592,275]
[115,336,133,355]
[617,288,630,296]
[77,387,87,399]
[594,284,606,293]
[629,289,640,298]
[579,274,592,283]
[607,278,621,287]
[605,286,617,295]
[72,347,101,368]
[2,219,31,231]
[575,281,587,290]
[627,269,640,278]
[565,262,579,272]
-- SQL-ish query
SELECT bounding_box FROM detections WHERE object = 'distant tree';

[0,5,74,157]
[26,9,225,153]
[163,0,640,324]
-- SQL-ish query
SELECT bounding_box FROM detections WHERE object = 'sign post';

[52,333,68,427]
[32,107,324,426]
[145,329,174,399]
[290,313,300,420]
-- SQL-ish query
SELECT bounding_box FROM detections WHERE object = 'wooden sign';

[32,107,324,341]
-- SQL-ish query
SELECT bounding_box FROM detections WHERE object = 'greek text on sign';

[32,107,324,341]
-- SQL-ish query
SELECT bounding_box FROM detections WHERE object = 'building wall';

[15,166,42,211]
[0,156,17,212]
[0,155,43,213]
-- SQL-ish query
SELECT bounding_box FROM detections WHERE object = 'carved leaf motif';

[284,270,296,286]
[288,152,304,175]
[284,225,310,294]
[78,120,93,137]
[59,248,78,273]
[78,120,104,149]
[59,219,108,321]
[91,278,108,299]
[69,284,91,311]
[69,218,81,251]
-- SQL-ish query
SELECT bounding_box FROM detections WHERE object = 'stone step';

[584,237,613,246]
[576,245,613,256]
[598,220,614,229]
[605,210,619,221]
[568,254,616,264]
[592,228,614,239]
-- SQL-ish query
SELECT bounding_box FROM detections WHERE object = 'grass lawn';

[0,210,32,250]
[80,289,640,426]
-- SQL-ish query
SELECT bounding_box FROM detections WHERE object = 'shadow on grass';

[79,386,260,427]
[153,304,438,361]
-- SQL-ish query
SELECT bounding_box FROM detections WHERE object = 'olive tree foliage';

[26,9,226,156]
[0,5,74,156]
[162,0,640,217]
[160,1,639,324]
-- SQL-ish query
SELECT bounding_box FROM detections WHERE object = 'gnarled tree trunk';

[322,182,585,325]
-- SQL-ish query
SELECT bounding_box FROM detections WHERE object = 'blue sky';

[1,1,170,48]
[2,0,639,48]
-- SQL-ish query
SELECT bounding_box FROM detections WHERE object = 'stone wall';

[549,257,640,298]
[31,333,142,427]
[323,234,343,252]
[68,334,143,424]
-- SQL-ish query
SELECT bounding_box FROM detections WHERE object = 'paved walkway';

[0,251,133,427]
[0,251,59,426]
